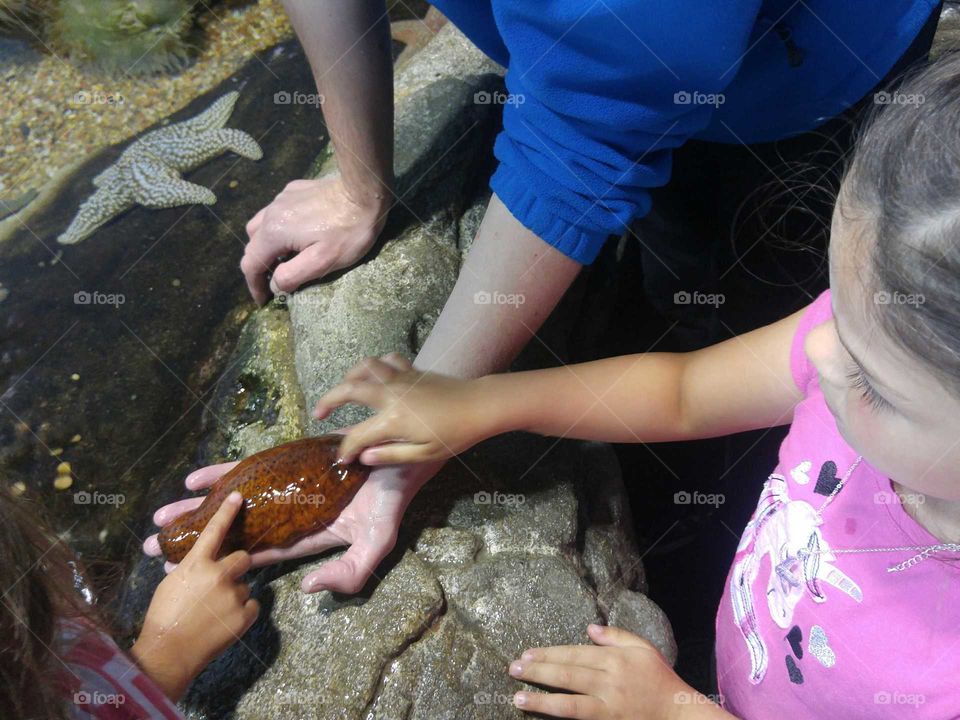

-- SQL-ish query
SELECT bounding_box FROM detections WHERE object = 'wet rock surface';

[178,431,673,720]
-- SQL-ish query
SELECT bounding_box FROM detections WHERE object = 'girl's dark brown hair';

[0,484,100,720]
[842,51,960,393]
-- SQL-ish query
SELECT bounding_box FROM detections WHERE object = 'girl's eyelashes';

[846,362,892,413]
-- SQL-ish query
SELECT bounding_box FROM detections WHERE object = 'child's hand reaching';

[131,492,260,701]
[508,624,730,719]
[314,353,497,465]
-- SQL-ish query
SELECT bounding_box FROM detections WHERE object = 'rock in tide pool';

[57,91,262,245]
[178,434,673,720]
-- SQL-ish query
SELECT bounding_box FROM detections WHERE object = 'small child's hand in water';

[314,353,495,465]
[508,624,728,719]
[131,492,260,701]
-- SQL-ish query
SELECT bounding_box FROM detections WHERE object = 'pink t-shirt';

[715,290,960,719]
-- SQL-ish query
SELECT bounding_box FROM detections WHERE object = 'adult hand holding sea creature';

[144,431,439,594]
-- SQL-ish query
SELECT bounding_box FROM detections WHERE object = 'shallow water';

[0,37,328,583]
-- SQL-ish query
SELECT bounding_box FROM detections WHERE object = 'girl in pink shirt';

[1,488,258,720]
[313,53,960,718]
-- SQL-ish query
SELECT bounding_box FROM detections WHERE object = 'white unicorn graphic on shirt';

[730,469,863,684]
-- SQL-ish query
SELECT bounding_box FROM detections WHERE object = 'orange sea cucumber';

[158,435,369,563]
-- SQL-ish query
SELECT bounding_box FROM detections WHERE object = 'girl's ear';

[804,319,838,380]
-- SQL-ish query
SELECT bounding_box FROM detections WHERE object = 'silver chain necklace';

[796,455,960,573]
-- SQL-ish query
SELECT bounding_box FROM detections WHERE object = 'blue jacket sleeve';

[487,1,763,264]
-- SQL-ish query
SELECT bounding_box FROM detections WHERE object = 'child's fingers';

[242,598,260,629]
[513,691,603,719]
[587,623,649,649]
[343,356,398,384]
[380,352,413,372]
[328,421,362,437]
[337,417,401,464]
[359,441,440,466]
[191,492,244,560]
[518,644,611,671]
[219,549,253,578]
[509,661,604,696]
[313,378,384,419]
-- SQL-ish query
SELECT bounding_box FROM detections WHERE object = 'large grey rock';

[289,210,462,431]
[932,6,960,60]
[182,433,673,720]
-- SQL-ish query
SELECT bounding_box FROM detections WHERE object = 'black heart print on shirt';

[786,625,803,659]
[814,460,840,496]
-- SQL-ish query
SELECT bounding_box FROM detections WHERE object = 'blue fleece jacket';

[430,0,940,264]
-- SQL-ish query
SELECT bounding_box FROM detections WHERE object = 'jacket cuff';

[489,161,613,266]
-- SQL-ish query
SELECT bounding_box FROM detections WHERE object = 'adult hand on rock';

[241,172,391,305]
[142,456,440,594]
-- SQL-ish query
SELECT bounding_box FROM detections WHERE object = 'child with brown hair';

[1,488,257,719]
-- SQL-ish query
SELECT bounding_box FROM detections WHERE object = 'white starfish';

[58,91,262,245]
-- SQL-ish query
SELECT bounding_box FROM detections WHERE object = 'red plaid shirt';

[55,619,184,720]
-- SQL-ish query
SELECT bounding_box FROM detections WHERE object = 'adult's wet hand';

[241,172,390,305]
[142,456,440,594]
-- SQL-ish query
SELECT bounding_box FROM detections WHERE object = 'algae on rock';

[210,303,307,459]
